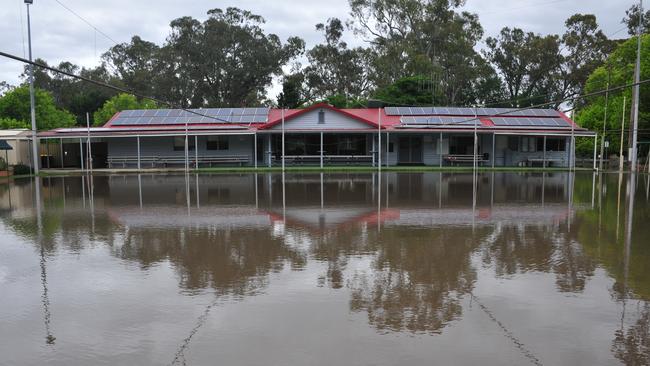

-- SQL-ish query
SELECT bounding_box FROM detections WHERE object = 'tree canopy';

[576,34,650,156]
[93,93,157,126]
[0,86,76,130]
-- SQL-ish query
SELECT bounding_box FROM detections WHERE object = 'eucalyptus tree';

[160,8,305,107]
[348,0,495,106]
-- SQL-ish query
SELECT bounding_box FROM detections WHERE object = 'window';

[318,109,325,124]
[206,136,229,150]
[546,138,566,151]
[507,136,519,151]
[173,136,195,151]
[520,137,537,152]
[388,142,394,153]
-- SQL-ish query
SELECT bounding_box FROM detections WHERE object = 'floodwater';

[0,172,649,366]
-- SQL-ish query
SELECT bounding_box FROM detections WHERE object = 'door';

[398,136,423,165]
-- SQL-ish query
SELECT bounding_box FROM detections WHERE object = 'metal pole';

[593,134,598,171]
[26,1,39,175]
[320,131,323,169]
[86,113,92,173]
[254,133,258,169]
[473,107,478,172]
[620,97,627,172]
[59,138,64,168]
[137,136,141,170]
[194,135,198,168]
[281,109,285,172]
[630,0,643,171]
[543,135,547,169]
[439,132,443,168]
[184,120,189,173]
[79,138,84,171]
[377,108,382,171]
[492,133,496,169]
[600,66,611,171]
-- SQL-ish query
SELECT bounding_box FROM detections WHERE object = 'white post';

[473,108,478,172]
[492,133,496,169]
[137,136,141,170]
[59,138,64,168]
[320,131,324,169]
[267,135,272,167]
[543,135,547,169]
[377,109,382,171]
[593,134,598,171]
[79,138,84,171]
[86,113,92,173]
[254,133,258,169]
[620,97,627,172]
[281,109,285,172]
[194,135,198,168]
[371,134,376,167]
[440,132,443,168]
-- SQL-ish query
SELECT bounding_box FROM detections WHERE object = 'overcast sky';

[0,0,633,98]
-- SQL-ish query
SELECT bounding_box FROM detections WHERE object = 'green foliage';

[12,164,32,175]
[0,158,7,171]
[576,34,650,157]
[0,117,28,129]
[373,76,443,106]
[0,86,76,130]
[93,93,157,126]
[22,59,117,124]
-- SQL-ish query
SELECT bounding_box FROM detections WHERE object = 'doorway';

[398,136,423,165]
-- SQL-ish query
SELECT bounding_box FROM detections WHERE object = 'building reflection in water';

[1,171,649,364]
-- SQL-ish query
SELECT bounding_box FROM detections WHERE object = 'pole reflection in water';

[34,177,55,345]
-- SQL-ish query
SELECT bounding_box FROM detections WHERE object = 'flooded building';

[36,103,596,169]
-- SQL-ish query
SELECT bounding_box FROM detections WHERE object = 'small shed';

[0,129,31,166]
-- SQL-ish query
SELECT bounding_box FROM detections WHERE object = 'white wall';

[270,109,371,130]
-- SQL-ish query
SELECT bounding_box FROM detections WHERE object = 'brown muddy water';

[0,172,649,366]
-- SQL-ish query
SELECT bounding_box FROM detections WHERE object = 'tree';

[484,27,562,107]
[102,36,161,98]
[303,18,374,103]
[21,58,117,125]
[622,4,650,36]
[93,93,157,126]
[158,8,304,107]
[276,72,308,108]
[0,86,76,130]
[348,0,497,106]
[575,35,650,157]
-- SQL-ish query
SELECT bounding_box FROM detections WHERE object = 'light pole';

[25,0,39,175]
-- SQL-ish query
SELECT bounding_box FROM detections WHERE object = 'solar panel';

[400,116,481,125]
[384,106,560,118]
[110,107,270,125]
[490,117,571,127]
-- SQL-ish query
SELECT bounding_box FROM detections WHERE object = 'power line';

[0,50,231,124]
[53,0,120,45]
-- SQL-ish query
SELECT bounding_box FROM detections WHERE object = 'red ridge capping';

[259,103,384,130]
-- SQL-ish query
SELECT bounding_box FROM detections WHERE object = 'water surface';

[1,172,649,365]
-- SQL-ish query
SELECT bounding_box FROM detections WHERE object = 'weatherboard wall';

[107,135,254,163]
[269,108,372,130]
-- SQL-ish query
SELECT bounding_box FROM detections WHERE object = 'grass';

[0,165,611,181]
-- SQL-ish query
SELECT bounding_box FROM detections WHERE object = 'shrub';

[12,164,32,175]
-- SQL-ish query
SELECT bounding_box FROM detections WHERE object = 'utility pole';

[630,0,643,171]
[25,0,39,175]
[600,65,611,171]
[620,97,627,172]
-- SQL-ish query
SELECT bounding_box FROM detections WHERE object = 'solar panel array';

[111,108,270,126]
[490,117,571,127]
[400,116,481,125]
[385,106,559,118]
